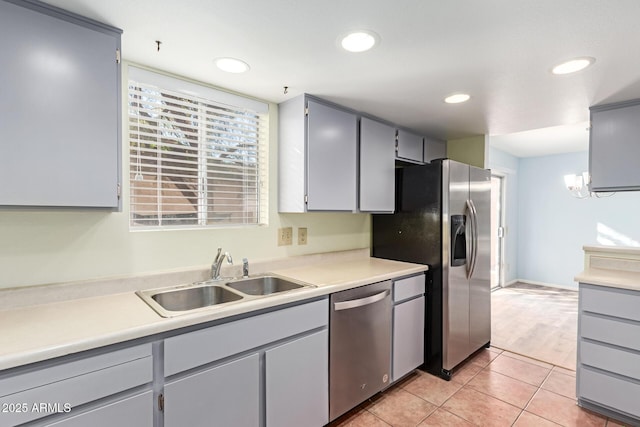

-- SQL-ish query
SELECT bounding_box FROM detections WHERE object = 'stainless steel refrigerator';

[372,159,491,380]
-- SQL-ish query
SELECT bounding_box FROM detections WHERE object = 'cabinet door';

[360,118,395,212]
[393,297,425,381]
[590,102,640,191]
[0,1,120,207]
[44,392,153,427]
[265,330,328,427]
[424,137,446,163]
[164,353,259,427]
[306,100,357,211]
[397,130,424,163]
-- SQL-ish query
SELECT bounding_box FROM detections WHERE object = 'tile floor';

[329,347,629,427]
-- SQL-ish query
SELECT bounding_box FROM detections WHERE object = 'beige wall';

[447,135,488,168]
[0,65,370,289]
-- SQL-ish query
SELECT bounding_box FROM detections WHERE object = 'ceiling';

[43,0,640,157]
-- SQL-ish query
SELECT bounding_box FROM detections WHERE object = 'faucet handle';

[225,252,233,265]
[242,258,249,278]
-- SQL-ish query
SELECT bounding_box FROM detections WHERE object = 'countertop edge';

[575,268,640,292]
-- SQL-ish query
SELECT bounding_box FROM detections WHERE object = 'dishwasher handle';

[333,289,390,311]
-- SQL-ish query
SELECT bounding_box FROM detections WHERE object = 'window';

[128,67,268,229]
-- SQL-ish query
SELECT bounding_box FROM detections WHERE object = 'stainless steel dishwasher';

[329,280,392,421]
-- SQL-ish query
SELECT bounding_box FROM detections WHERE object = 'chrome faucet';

[211,247,233,279]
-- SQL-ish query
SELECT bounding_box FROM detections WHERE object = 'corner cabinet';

[396,130,424,163]
[0,0,122,208]
[589,99,640,192]
[424,136,446,163]
[577,283,640,425]
[279,95,357,212]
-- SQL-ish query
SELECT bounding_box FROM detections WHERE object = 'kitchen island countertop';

[575,245,640,291]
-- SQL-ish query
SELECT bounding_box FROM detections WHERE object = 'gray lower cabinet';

[164,354,260,427]
[392,275,426,382]
[0,344,153,427]
[396,130,424,163]
[0,0,122,208]
[265,330,329,427]
[161,298,329,426]
[589,99,640,192]
[359,117,396,213]
[577,283,640,424]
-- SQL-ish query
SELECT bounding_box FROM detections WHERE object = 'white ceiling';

[43,0,640,156]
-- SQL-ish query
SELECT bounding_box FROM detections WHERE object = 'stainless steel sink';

[225,275,306,295]
[137,283,244,317]
[137,274,315,317]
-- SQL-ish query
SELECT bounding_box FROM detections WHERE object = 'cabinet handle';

[334,290,390,311]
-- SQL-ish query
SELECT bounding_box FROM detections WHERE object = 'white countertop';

[575,245,640,291]
[0,257,427,371]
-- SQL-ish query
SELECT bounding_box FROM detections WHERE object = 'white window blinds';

[128,67,268,229]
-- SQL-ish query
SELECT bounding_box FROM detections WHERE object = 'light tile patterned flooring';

[490,284,579,370]
[329,348,629,427]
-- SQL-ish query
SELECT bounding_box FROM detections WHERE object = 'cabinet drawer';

[0,344,152,426]
[164,299,329,376]
[581,284,640,322]
[581,313,640,351]
[579,366,640,418]
[394,275,425,303]
[581,340,640,381]
[44,391,153,427]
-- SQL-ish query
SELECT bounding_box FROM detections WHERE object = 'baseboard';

[503,279,519,287]
[511,279,578,291]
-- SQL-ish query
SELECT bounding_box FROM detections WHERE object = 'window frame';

[127,66,269,230]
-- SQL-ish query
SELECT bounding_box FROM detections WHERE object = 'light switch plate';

[278,227,293,246]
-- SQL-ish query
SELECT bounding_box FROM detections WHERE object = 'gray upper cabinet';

[424,136,446,163]
[0,1,122,208]
[307,100,358,211]
[278,95,357,212]
[590,100,640,192]
[396,129,424,163]
[360,117,395,213]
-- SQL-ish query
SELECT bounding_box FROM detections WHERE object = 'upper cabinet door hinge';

[117,183,121,199]
[304,106,309,116]
[395,133,399,153]
[304,194,308,204]
[158,394,164,412]
[116,49,121,64]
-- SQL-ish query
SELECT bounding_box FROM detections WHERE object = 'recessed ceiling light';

[551,57,595,75]
[444,93,471,104]
[341,30,378,53]
[214,57,250,73]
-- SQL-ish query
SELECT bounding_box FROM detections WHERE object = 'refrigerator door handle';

[465,199,478,279]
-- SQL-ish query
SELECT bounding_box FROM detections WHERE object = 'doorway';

[490,174,505,289]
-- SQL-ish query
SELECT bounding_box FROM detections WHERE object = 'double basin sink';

[137,275,314,317]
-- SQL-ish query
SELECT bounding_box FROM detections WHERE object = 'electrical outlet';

[278,227,293,246]
[298,227,308,245]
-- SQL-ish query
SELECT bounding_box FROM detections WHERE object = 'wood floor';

[491,283,578,370]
